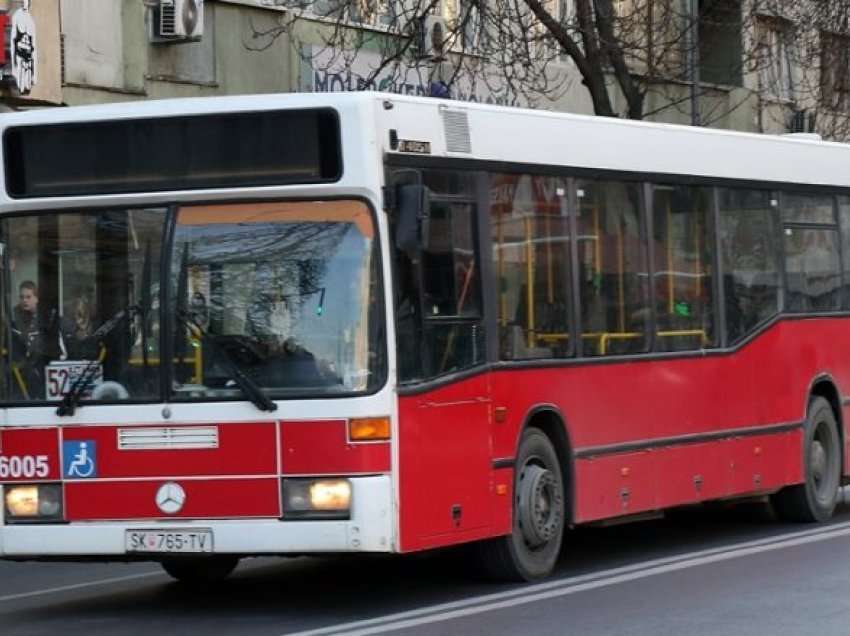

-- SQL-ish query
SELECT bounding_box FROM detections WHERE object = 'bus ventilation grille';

[118,426,219,450]
[441,110,471,153]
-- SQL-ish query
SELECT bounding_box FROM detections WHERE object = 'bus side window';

[840,196,850,309]
[718,188,780,344]
[782,193,841,313]
[651,184,717,352]
[420,199,484,376]
[392,169,484,383]
[575,179,650,356]
[490,173,571,360]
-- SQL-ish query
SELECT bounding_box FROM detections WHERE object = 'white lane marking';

[0,571,164,604]
[284,520,850,636]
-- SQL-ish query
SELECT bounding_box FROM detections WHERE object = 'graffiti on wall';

[10,0,38,94]
[302,47,523,107]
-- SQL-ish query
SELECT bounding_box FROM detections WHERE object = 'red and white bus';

[0,93,848,582]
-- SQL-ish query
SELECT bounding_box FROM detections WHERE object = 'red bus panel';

[0,428,61,481]
[279,420,390,475]
[62,423,277,478]
[65,478,280,520]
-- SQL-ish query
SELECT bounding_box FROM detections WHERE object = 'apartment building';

[0,0,847,138]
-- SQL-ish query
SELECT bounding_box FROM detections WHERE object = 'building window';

[458,0,483,51]
[754,15,794,100]
[699,0,743,87]
[820,32,850,112]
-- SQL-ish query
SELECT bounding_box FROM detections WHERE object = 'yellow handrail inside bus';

[525,215,535,348]
[617,220,625,333]
[598,332,642,355]
[598,329,708,355]
[545,211,554,304]
[12,365,28,399]
[667,199,674,315]
[129,328,203,384]
[498,216,506,327]
[536,332,604,342]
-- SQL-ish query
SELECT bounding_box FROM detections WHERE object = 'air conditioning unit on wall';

[150,0,204,44]
[411,16,448,60]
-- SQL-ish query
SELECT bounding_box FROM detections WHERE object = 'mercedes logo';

[155,482,186,515]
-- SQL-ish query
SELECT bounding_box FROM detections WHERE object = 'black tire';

[161,556,239,584]
[772,396,841,523]
[475,428,565,582]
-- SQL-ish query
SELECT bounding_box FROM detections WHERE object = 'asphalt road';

[3,499,850,636]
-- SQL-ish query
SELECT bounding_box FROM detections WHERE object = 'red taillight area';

[280,420,390,475]
[65,478,281,520]
[0,428,61,482]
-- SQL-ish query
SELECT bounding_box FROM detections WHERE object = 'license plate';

[125,529,214,554]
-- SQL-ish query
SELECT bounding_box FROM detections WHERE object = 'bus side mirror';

[395,184,431,257]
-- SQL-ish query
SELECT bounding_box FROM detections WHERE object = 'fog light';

[4,484,63,522]
[282,478,351,520]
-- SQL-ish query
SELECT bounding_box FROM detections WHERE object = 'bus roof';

[374,92,850,190]
[2,91,849,201]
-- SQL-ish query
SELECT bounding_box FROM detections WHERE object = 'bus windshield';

[169,200,383,400]
[0,199,384,405]
[0,208,166,403]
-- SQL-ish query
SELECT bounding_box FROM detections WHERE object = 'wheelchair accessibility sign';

[63,440,97,478]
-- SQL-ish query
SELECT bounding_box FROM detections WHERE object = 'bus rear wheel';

[772,396,841,523]
[475,428,565,582]
[161,556,240,584]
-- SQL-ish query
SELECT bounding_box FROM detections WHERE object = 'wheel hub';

[517,463,562,549]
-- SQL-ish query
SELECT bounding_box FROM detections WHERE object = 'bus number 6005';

[0,455,50,479]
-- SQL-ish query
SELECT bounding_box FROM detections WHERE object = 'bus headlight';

[4,484,63,522]
[282,478,351,520]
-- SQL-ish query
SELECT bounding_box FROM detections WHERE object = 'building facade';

[0,0,847,139]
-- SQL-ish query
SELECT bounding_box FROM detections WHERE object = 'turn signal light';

[349,417,391,441]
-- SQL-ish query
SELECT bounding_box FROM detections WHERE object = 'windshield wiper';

[56,306,134,417]
[177,311,278,413]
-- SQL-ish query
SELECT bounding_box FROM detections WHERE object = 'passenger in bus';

[241,291,331,387]
[11,280,48,398]
[12,280,38,347]
[61,294,100,360]
[246,290,291,351]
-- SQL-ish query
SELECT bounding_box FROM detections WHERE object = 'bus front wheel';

[161,556,240,584]
[475,427,565,582]
[772,396,841,523]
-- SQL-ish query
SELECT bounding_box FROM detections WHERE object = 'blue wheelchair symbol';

[63,440,97,478]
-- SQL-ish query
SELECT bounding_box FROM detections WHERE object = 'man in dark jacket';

[12,280,43,398]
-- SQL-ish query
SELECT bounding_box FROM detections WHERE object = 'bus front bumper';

[0,476,394,558]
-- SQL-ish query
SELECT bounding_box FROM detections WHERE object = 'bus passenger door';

[391,170,494,550]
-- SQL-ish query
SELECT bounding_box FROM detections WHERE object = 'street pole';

[686,0,700,126]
